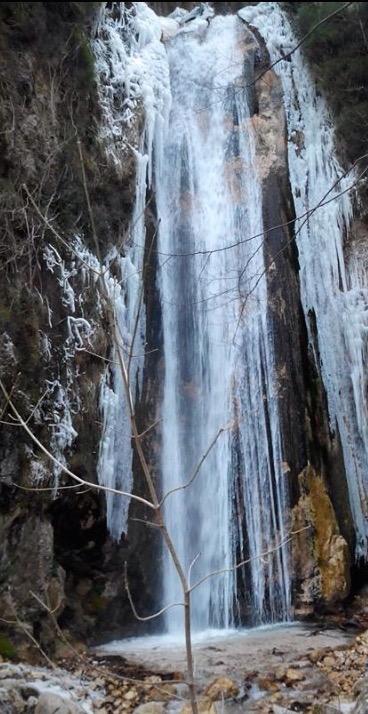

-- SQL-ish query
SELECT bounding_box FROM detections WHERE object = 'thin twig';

[189,526,311,593]
[125,563,184,622]
[0,378,156,511]
[160,427,225,506]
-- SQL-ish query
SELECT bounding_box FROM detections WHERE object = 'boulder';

[257,674,279,693]
[205,677,239,701]
[292,465,351,611]
[0,686,25,714]
[35,692,85,714]
[353,676,368,713]
[181,697,217,714]
[133,704,166,714]
[284,668,305,686]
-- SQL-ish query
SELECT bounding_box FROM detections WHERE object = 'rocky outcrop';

[0,2,147,653]
[247,25,355,611]
[292,465,351,615]
[0,662,98,713]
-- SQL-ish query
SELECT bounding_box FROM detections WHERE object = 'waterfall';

[156,11,290,632]
[93,0,368,633]
[240,3,368,558]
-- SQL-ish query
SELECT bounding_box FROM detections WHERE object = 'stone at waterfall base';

[181,698,217,714]
[35,693,84,714]
[133,704,166,714]
[205,676,239,701]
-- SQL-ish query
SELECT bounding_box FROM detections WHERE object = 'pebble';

[285,668,305,685]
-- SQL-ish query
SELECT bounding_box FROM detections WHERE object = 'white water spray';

[156,11,290,632]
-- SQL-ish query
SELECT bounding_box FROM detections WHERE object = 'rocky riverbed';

[2,619,368,713]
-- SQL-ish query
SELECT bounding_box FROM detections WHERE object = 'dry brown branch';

[135,417,162,440]
[189,526,311,593]
[159,426,226,506]
[125,563,184,623]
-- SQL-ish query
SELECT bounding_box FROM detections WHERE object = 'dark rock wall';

[249,36,355,614]
[0,1,149,655]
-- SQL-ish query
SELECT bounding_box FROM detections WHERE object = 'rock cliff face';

[245,28,353,614]
[292,465,351,615]
[0,0,365,657]
[0,1,150,655]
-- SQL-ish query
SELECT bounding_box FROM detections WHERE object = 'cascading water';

[92,1,368,636]
[156,11,290,633]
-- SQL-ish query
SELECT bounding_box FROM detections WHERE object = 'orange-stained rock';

[204,676,239,701]
[292,465,350,612]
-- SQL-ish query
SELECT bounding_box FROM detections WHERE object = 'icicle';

[240,3,368,557]
[92,3,172,541]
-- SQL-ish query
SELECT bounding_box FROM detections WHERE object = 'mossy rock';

[0,635,17,659]
[86,592,107,613]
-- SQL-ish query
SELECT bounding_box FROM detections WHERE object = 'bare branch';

[245,2,354,90]
[0,378,156,511]
[135,417,161,440]
[193,2,354,115]
[188,552,201,589]
[189,526,312,593]
[133,155,368,259]
[28,590,187,697]
[0,374,20,420]
[22,185,102,277]
[160,426,226,506]
[24,386,50,426]
[129,517,160,529]
[232,160,368,342]
[125,563,184,622]
[127,221,159,380]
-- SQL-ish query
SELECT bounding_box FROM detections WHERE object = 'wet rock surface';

[292,465,351,612]
[94,619,368,713]
[0,1,149,651]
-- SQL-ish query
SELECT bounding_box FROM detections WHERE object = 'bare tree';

[0,141,313,712]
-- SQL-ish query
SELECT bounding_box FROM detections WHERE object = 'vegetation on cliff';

[288,2,368,168]
[0,0,145,655]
